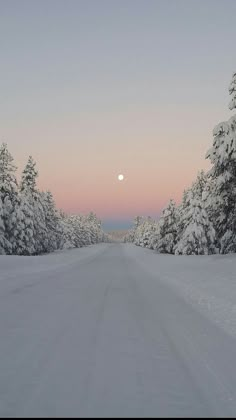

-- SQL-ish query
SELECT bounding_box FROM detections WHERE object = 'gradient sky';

[1,0,236,229]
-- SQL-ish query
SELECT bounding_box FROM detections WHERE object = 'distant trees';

[125,72,236,255]
[0,144,105,255]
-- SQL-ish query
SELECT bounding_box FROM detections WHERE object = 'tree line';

[0,144,107,255]
[125,72,236,255]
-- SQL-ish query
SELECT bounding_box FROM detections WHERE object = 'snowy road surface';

[1,243,236,417]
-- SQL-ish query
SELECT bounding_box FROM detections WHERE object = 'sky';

[1,0,236,230]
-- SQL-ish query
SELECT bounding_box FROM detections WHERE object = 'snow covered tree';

[134,217,154,248]
[175,172,216,255]
[147,221,161,250]
[202,175,216,221]
[205,72,236,253]
[0,144,36,255]
[7,193,35,255]
[59,210,75,249]
[0,143,19,253]
[229,72,236,111]
[177,172,207,244]
[0,197,6,254]
[21,155,38,198]
[124,229,135,243]
[175,174,216,257]
[124,216,142,243]
[192,171,207,198]
[76,215,90,247]
[175,192,216,255]
[124,216,160,248]
[144,217,157,249]
[40,191,63,253]
[20,156,48,254]
[0,143,18,199]
[86,212,102,244]
[67,215,83,248]
[134,216,143,229]
[157,199,179,254]
[175,188,190,245]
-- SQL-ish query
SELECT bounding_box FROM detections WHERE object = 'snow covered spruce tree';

[123,229,135,243]
[40,191,64,253]
[0,143,18,253]
[144,217,159,249]
[86,212,102,244]
[0,143,35,255]
[157,199,179,254]
[20,156,47,254]
[124,216,143,244]
[175,173,216,255]
[0,196,6,254]
[76,215,91,247]
[134,216,155,248]
[21,157,65,254]
[133,217,147,246]
[59,211,75,249]
[229,72,236,111]
[175,188,191,246]
[9,191,36,255]
[205,72,236,253]
[147,221,160,250]
[124,215,159,249]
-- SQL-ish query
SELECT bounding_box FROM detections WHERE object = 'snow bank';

[0,244,109,298]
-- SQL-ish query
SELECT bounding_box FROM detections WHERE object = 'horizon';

[102,219,133,232]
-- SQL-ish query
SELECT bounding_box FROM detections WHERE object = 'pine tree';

[21,155,38,198]
[175,188,191,246]
[20,156,47,254]
[41,191,63,253]
[134,216,143,229]
[176,173,207,241]
[0,143,19,253]
[229,72,236,111]
[59,210,75,249]
[124,216,143,244]
[0,143,18,198]
[86,212,102,244]
[134,217,154,248]
[8,193,35,255]
[0,197,6,254]
[158,200,178,254]
[148,221,161,250]
[205,72,236,253]
[144,217,156,249]
[175,194,216,255]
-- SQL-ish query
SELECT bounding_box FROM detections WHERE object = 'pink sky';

[7,103,228,221]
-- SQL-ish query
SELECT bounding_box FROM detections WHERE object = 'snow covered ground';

[127,245,236,339]
[1,243,236,417]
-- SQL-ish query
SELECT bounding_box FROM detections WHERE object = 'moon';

[118,174,124,181]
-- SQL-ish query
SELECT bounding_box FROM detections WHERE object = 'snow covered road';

[1,243,236,417]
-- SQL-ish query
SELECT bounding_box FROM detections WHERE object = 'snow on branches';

[0,144,105,255]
